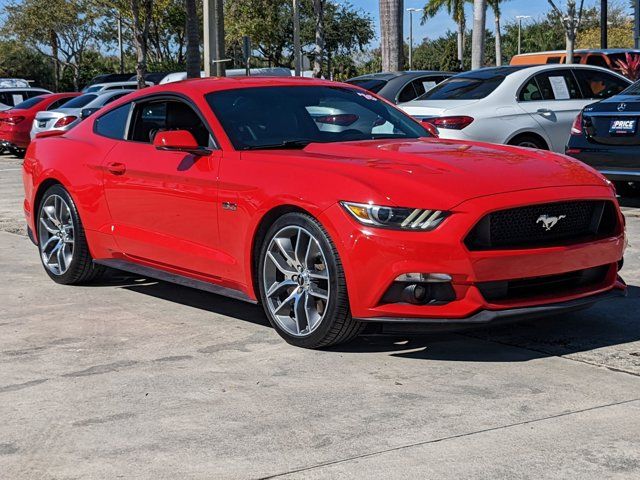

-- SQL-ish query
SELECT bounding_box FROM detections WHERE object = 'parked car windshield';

[58,94,98,109]
[206,85,428,150]
[11,96,46,110]
[345,78,388,94]
[415,68,517,100]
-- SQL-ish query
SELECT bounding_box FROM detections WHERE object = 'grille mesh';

[465,200,617,250]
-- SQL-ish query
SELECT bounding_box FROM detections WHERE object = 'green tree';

[422,0,470,69]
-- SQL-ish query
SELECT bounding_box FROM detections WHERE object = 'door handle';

[106,162,126,175]
[536,108,553,117]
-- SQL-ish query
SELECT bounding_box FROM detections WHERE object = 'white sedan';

[399,64,631,152]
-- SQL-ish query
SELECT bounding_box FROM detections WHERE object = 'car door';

[517,69,586,152]
[100,96,224,278]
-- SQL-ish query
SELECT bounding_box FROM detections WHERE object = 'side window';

[103,93,127,105]
[47,98,67,110]
[94,104,131,140]
[397,83,417,103]
[586,55,608,68]
[518,77,543,101]
[533,70,581,100]
[574,69,629,99]
[546,56,561,64]
[128,100,211,147]
[0,92,12,107]
[411,76,443,99]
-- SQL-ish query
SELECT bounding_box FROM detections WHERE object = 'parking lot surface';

[1,153,639,479]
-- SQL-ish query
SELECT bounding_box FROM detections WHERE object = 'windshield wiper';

[242,140,311,150]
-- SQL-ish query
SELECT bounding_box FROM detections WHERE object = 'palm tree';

[185,0,200,78]
[380,0,404,72]
[471,0,486,69]
[422,0,468,70]
[488,0,504,66]
[312,0,326,78]
[548,0,585,64]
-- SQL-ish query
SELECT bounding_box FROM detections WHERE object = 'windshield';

[416,71,509,100]
[345,78,388,94]
[84,85,102,93]
[206,85,428,150]
[58,94,98,109]
[11,96,46,110]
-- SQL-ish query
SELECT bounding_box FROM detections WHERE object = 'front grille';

[477,264,611,302]
[465,200,618,250]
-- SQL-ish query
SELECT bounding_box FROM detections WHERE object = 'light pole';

[516,15,531,55]
[406,8,421,71]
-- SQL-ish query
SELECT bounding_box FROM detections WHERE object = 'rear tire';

[36,184,105,284]
[508,134,547,150]
[258,212,363,349]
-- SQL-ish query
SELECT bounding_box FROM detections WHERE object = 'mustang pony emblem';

[536,214,566,231]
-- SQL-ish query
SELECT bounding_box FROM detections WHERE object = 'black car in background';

[566,82,640,193]
[346,71,452,104]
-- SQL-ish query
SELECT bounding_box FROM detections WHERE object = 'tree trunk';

[379,0,404,72]
[471,0,487,70]
[312,0,325,78]
[566,33,575,64]
[495,15,502,66]
[50,30,59,91]
[185,0,200,78]
[457,21,464,70]
[130,0,153,89]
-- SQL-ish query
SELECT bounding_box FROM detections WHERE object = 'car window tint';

[518,77,543,101]
[573,69,629,99]
[128,100,210,146]
[397,83,417,102]
[60,94,97,108]
[533,70,581,100]
[586,55,608,68]
[546,57,561,64]
[417,69,516,100]
[103,93,128,105]
[11,96,45,109]
[95,103,131,140]
[206,85,428,150]
[345,78,387,94]
[47,98,71,110]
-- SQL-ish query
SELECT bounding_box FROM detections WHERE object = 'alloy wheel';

[38,194,75,275]
[263,226,330,337]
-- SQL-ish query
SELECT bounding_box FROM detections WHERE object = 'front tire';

[258,212,363,348]
[37,185,105,284]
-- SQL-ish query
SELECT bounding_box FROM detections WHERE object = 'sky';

[341,0,609,47]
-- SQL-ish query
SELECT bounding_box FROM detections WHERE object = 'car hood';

[399,99,480,117]
[268,138,609,210]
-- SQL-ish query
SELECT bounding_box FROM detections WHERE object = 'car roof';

[349,71,452,81]
[115,76,351,100]
[0,87,49,92]
[514,48,640,56]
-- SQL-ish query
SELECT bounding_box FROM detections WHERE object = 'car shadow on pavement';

[332,286,640,362]
[93,270,639,363]
[94,270,269,327]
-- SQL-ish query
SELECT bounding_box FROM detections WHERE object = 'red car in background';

[0,93,79,156]
[22,78,627,348]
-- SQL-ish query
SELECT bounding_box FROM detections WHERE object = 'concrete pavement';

[1,153,639,479]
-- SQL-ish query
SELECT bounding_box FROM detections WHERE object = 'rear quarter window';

[94,103,131,140]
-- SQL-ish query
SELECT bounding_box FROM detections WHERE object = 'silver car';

[31,90,134,139]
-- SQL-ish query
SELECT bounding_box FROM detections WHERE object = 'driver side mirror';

[153,130,211,156]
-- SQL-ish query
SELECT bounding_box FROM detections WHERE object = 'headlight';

[340,201,448,231]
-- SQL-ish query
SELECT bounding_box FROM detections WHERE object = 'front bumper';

[354,287,626,325]
[319,185,626,322]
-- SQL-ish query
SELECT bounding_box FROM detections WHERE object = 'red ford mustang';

[22,77,627,348]
[0,92,80,156]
